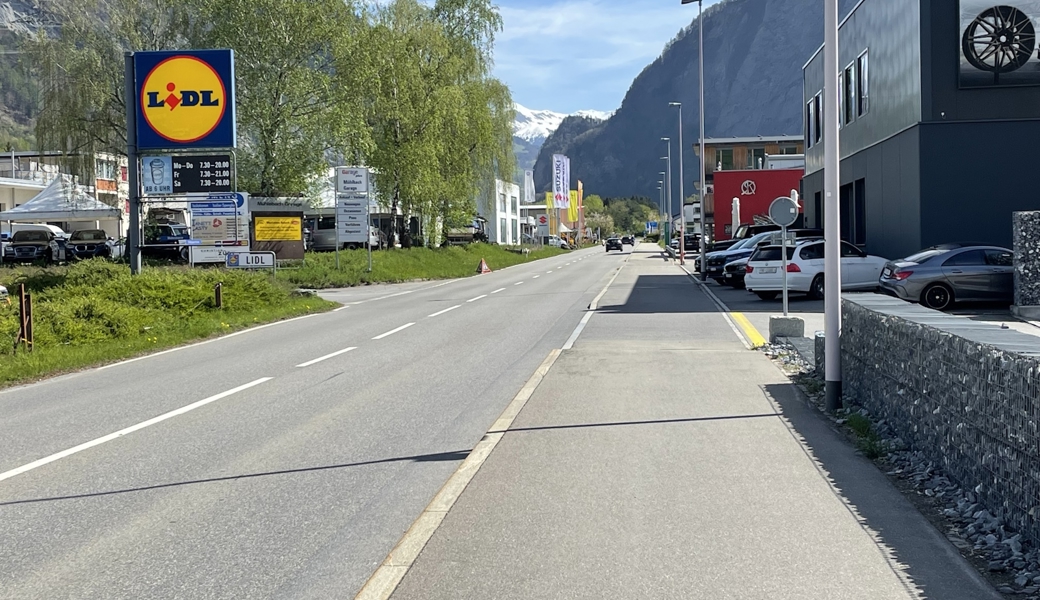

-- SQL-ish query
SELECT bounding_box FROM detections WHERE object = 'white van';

[3,223,68,239]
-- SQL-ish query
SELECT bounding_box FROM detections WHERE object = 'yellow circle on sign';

[140,55,227,144]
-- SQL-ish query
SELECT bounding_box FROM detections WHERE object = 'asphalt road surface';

[0,243,629,599]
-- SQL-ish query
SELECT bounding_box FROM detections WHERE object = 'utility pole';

[661,140,672,247]
[669,103,685,264]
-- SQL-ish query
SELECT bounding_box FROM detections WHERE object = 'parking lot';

[690,266,1039,343]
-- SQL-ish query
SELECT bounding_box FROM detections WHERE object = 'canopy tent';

[0,175,121,222]
[557,223,573,233]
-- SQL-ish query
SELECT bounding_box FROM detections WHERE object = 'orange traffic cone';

[476,258,492,274]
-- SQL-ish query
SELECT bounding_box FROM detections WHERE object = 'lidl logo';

[134,49,236,150]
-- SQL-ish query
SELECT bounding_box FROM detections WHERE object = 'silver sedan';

[878,244,1014,311]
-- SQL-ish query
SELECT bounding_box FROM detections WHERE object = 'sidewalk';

[384,244,1001,600]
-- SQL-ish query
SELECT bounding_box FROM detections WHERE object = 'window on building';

[96,159,116,180]
[813,93,822,145]
[844,62,856,125]
[857,50,869,117]
[838,72,844,129]
[780,145,800,155]
[813,191,822,229]
[746,147,765,169]
[806,100,815,149]
[498,193,506,213]
[715,148,734,171]
[512,219,519,243]
[500,217,507,241]
[512,195,519,215]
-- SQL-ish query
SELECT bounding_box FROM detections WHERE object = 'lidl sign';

[134,49,236,150]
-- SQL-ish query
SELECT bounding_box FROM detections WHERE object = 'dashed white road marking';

[514,281,524,286]
[0,378,274,484]
[428,305,461,318]
[490,288,506,294]
[372,323,415,340]
[467,295,488,303]
[296,347,357,368]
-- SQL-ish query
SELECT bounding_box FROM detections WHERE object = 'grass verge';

[0,261,333,388]
[277,243,568,289]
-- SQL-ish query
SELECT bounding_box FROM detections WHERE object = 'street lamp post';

[669,102,685,265]
[680,0,708,279]
[661,141,672,248]
[823,0,842,412]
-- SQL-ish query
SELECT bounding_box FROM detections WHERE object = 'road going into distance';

[0,244,622,599]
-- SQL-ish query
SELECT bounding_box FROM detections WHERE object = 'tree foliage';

[20,0,514,228]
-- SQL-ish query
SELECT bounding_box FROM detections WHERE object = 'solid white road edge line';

[589,264,625,311]
[466,295,487,303]
[296,347,357,368]
[562,312,594,351]
[333,306,350,313]
[428,305,461,318]
[490,288,506,294]
[0,378,273,485]
[372,323,415,340]
[353,350,563,600]
[679,265,753,350]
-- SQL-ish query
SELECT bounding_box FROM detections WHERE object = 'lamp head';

[669,102,681,107]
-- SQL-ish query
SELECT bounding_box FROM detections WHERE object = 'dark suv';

[621,235,634,245]
[606,237,623,252]
[3,230,65,263]
[67,229,112,259]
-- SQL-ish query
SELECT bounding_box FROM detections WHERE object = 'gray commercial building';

[802,0,1040,260]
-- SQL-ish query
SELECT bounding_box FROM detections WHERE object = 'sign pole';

[367,196,373,273]
[124,52,142,275]
[781,224,789,316]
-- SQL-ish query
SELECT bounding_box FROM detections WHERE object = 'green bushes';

[0,260,332,385]
[279,243,568,289]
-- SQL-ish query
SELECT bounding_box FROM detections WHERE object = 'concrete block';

[1012,305,1040,320]
[769,315,804,343]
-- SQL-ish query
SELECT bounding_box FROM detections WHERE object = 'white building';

[479,179,519,245]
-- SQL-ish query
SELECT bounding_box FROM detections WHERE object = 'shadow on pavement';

[763,382,1000,600]
[0,449,472,507]
[490,412,778,435]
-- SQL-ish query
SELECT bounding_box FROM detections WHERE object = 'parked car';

[606,237,623,252]
[745,239,888,300]
[67,229,113,260]
[705,229,823,283]
[878,244,1014,311]
[143,222,191,262]
[708,222,791,253]
[722,257,750,288]
[669,238,680,250]
[0,283,7,301]
[2,230,67,263]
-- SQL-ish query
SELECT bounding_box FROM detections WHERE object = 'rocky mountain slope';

[533,0,857,200]
[513,103,609,171]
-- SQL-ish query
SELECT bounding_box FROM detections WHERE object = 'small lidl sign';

[134,49,236,150]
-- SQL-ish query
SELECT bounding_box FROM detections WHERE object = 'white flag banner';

[552,154,569,209]
[524,170,535,204]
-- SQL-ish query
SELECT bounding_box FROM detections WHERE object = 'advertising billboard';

[134,49,237,150]
[960,1,1040,88]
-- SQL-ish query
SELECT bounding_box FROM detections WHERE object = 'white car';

[745,239,888,301]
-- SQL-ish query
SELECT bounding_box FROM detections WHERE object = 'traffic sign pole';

[124,52,142,275]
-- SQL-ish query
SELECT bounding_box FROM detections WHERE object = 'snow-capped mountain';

[513,103,611,170]
[513,104,611,143]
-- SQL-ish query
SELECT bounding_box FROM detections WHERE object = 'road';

[0,243,629,599]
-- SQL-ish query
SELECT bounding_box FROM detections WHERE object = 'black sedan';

[606,237,624,252]
[879,243,1013,310]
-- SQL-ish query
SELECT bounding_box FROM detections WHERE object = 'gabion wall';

[842,294,1040,542]
[1016,211,1040,308]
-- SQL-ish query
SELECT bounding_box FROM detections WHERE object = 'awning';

[558,223,572,233]
[0,175,121,222]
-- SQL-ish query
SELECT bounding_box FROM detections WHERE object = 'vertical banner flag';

[568,190,579,223]
[524,170,535,204]
[577,180,584,236]
[552,154,569,209]
[545,191,555,235]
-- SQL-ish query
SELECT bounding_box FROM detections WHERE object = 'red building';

[712,168,803,241]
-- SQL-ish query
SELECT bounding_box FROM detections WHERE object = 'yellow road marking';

[730,312,767,348]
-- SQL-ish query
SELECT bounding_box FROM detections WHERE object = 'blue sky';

[493,0,720,113]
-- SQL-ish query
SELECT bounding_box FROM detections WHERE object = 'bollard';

[214,282,223,309]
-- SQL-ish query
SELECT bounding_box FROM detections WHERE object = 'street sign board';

[768,196,799,227]
[189,200,239,244]
[226,251,275,269]
[336,167,369,193]
[190,245,245,264]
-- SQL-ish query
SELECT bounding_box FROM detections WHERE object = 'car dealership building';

[801,0,1040,260]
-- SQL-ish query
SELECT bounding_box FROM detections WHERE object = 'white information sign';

[336,167,369,194]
